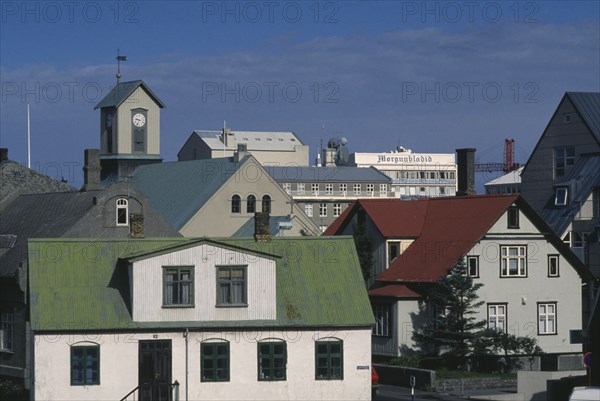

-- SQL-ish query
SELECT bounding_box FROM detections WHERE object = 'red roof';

[377,195,519,282]
[368,284,422,298]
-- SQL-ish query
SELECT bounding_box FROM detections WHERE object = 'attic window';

[278,138,284,141]
[564,114,572,123]
[555,188,568,206]
[267,138,272,141]
[290,138,296,141]
[507,206,519,228]
[116,198,129,226]
[255,138,261,141]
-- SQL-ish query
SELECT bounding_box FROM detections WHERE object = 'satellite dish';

[340,137,348,146]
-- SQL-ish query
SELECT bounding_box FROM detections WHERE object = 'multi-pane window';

[366,184,374,194]
[201,342,229,382]
[538,303,557,335]
[116,198,128,226]
[488,304,507,332]
[71,346,100,385]
[315,340,343,380]
[548,255,559,277]
[319,203,327,217]
[353,184,361,195]
[554,147,575,177]
[333,203,341,217]
[373,304,391,336]
[0,313,14,351]
[340,183,347,194]
[261,195,271,213]
[325,184,333,195]
[163,267,194,306]
[467,256,479,277]
[247,195,256,213]
[217,266,247,306]
[305,203,313,217]
[500,246,527,277]
[258,341,287,381]
[283,183,291,194]
[311,183,319,194]
[231,195,241,213]
[507,206,519,228]
[379,184,388,195]
[297,183,305,195]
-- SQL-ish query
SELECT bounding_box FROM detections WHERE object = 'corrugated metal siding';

[132,244,276,322]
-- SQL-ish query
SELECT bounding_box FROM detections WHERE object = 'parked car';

[371,366,380,399]
[569,386,600,401]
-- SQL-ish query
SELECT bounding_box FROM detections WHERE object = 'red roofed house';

[324,195,593,367]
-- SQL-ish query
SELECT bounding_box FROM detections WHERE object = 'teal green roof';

[132,157,248,229]
[29,237,374,332]
[94,80,166,110]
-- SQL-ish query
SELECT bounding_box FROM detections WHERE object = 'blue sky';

[1,1,599,188]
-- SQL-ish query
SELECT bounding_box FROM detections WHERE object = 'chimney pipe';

[456,148,476,196]
[0,148,8,162]
[130,214,145,238]
[82,149,102,191]
[254,212,271,242]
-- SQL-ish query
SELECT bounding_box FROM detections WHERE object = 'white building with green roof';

[28,236,374,401]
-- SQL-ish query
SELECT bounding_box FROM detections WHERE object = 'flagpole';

[27,103,31,168]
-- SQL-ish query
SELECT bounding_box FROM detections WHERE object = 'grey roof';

[484,167,523,187]
[94,80,166,110]
[232,216,292,237]
[567,92,600,143]
[266,166,392,183]
[0,160,74,210]
[540,154,600,236]
[131,157,247,230]
[192,130,304,151]
[0,191,97,277]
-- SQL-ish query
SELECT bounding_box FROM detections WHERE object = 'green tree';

[414,258,486,370]
[352,223,373,280]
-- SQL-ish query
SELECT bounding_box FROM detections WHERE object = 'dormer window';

[116,198,129,226]
[555,187,568,206]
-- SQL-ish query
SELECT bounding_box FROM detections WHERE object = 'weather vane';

[116,49,127,84]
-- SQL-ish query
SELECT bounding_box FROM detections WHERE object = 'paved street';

[375,384,519,401]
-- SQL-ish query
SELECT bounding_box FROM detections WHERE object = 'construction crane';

[474,139,521,174]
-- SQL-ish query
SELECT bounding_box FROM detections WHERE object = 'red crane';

[474,139,521,174]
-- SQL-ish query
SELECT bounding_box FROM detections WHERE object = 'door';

[139,340,172,401]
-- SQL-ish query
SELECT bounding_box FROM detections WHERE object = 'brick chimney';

[130,214,145,238]
[254,212,271,242]
[0,148,8,162]
[82,149,102,191]
[456,148,476,196]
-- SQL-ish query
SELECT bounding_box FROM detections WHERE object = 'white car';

[568,386,600,401]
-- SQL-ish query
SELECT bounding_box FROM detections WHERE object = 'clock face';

[132,113,146,128]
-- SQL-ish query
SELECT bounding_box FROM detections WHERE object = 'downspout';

[184,328,189,401]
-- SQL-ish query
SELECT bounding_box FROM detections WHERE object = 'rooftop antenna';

[116,49,127,84]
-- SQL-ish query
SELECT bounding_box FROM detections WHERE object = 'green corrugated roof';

[94,80,166,110]
[29,237,374,331]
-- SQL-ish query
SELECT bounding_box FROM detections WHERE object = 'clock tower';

[94,80,166,180]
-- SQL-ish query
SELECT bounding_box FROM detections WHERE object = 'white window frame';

[353,184,361,195]
[333,203,341,217]
[311,183,319,195]
[304,203,313,217]
[325,183,333,195]
[283,183,291,194]
[366,184,374,195]
[319,203,327,217]
[467,256,479,277]
[538,303,557,335]
[116,198,129,226]
[555,187,568,206]
[548,255,559,277]
[500,245,527,277]
[373,304,391,337]
[488,304,507,332]
[379,184,388,196]
[340,183,347,195]
[0,312,14,351]
[297,183,305,195]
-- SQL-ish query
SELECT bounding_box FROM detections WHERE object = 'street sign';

[570,329,592,344]
[583,352,592,368]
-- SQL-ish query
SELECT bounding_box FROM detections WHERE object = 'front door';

[139,340,172,401]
